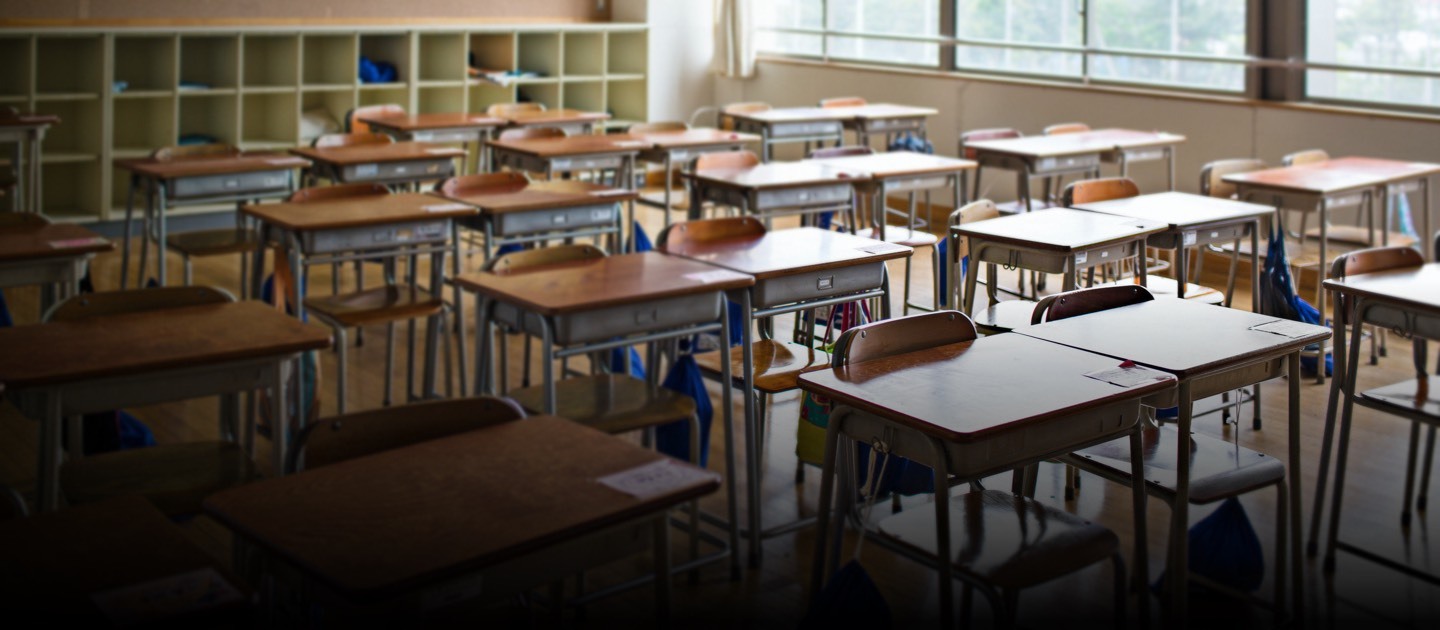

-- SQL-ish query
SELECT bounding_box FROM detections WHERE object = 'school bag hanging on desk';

[1258,226,1330,375]
[887,131,934,155]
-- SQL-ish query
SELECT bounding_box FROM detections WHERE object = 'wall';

[613,0,715,123]
[0,0,609,24]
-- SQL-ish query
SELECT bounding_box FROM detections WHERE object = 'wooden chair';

[290,185,451,414]
[1031,285,1290,610]
[1197,158,1267,307]
[486,102,546,118]
[147,144,262,296]
[1285,149,1386,248]
[1043,122,1091,136]
[950,199,1033,335]
[1062,177,1191,294]
[345,103,405,134]
[1059,177,1138,208]
[289,396,525,473]
[959,128,1033,213]
[829,311,1127,628]
[818,96,866,108]
[497,126,567,142]
[627,121,688,135]
[718,101,770,131]
[690,150,761,219]
[48,287,262,517]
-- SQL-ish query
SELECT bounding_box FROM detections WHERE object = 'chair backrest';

[946,199,1000,262]
[718,101,771,130]
[289,397,526,472]
[1283,149,1329,167]
[831,311,978,367]
[436,172,530,198]
[1061,177,1140,207]
[657,216,767,252]
[497,126,567,142]
[312,132,394,149]
[486,102,547,117]
[1199,158,1267,198]
[693,150,760,172]
[1328,246,1426,323]
[287,182,391,203]
[958,127,1021,160]
[151,143,241,161]
[1031,285,1155,324]
[819,96,867,109]
[346,103,405,134]
[806,145,875,159]
[45,286,235,323]
[485,243,607,273]
[627,121,688,134]
[1043,122,1091,136]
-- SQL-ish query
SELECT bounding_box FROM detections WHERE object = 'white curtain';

[713,0,755,79]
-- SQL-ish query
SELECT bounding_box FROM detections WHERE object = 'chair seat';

[1095,276,1225,305]
[1303,225,1417,249]
[509,374,697,435]
[60,441,259,517]
[854,226,939,248]
[165,228,261,257]
[1360,375,1439,420]
[1070,425,1286,504]
[304,284,445,328]
[972,299,1036,334]
[878,489,1119,591]
[694,339,829,394]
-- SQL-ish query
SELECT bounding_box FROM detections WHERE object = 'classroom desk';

[0,214,111,317]
[832,103,939,147]
[660,227,912,567]
[805,151,975,236]
[497,108,611,136]
[0,496,249,624]
[1316,262,1440,585]
[951,208,1166,316]
[456,252,753,577]
[0,300,330,511]
[965,129,1185,211]
[242,192,475,406]
[1224,157,1440,336]
[727,104,937,161]
[488,134,642,248]
[358,112,505,174]
[1018,298,1330,621]
[290,141,463,189]
[1073,191,1274,306]
[434,178,635,261]
[685,160,855,228]
[0,112,59,214]
[799,332,1174,628]
[632,128,761,227]
[114,152,309,288]
[203,416,719,622]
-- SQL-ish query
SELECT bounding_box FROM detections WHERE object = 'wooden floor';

[2,202,1438,627]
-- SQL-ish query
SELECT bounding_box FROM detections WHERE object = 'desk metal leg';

[271,359,290,477]
[1287,352,1304,622]
[8,139,20,213]
[809,407,847,601]
[1316,199,1330,385]
[653,515,672,623]
[138,182,154,288]
[1127,427,1151,625]
[452,224,469,397]
[37,394,61,511]
[1323,304,1368,572]
[739,291,760,570]
[120,175,138,289]
[1167,381,1195,623]
[157,183,171,287]
[422,248,445,400]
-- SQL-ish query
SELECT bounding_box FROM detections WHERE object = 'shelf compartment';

[113,96,176,155]
[0,36,31,98]
[357,85,409,113]
[43,160,102,220]
[242,92,298,147]
[178,93,239,145]
[300,90,355,143]
[180,35,239,90]
[468,32,516,73]
[304,34,358,87]
[359,33,409,85]
[564,32,605,77]
[608,31,646,76]
[516,32,561,79]
[420,32,466,82]
[36,35,103,97]
[516,83,561,111]
[467,83,515,115]
[40,99,103,155]
[417,86,465,115]
[114,35,177,94]
[606,79,646,125]
[243,34,299,88]
[563,81,605,115]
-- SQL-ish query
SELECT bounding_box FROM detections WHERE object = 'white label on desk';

[590,188,631,197]
[857,243,909,256]
[1249,319,1319,339]
[612,140,647,148]
[1074,252,1088,264]
[1084,364,1172,388]
[423,203,471,212]
[49,236,109,249]
[683,270,738,284]
[91,567,244,626]
[1183,230,1197,246]
[598,459,716,499]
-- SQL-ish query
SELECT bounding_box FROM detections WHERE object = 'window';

[955,0,1084,77]
[1087,0,1247,91]
[755,0,824,58]
[755,0,942,67]
[1307,0,1440,108]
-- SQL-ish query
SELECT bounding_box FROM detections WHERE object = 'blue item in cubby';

[359,56,398,83]
[178,134,218,146]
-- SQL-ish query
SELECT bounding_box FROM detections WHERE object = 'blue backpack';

[887,131,934,155]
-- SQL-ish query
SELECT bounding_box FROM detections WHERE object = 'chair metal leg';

[334,326,348,414]
[1419,425,1436,511]
[1403,422,1422,527]
[384,322,396,407]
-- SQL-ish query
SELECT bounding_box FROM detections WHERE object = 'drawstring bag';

[358,56,398,83]
[1258,226,1330,375]
[801,437,894,629]
[632,221,653,253]
[656,346,714,467]
[1154,497,1264,594]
